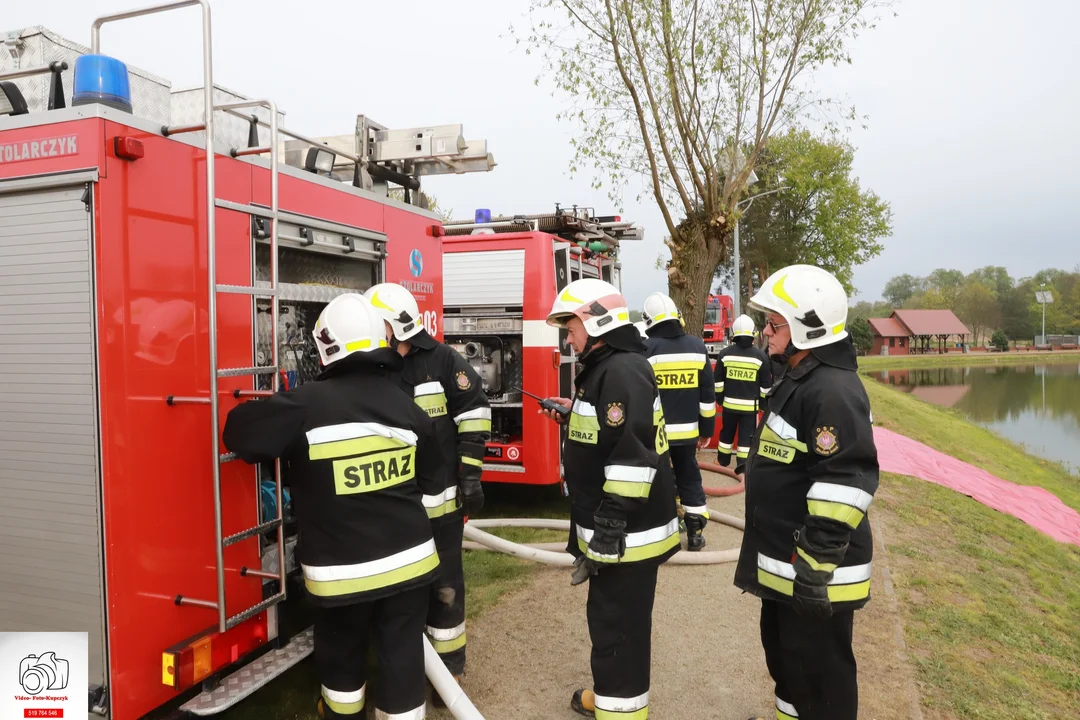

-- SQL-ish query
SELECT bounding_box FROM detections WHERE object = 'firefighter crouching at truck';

[640,292,715,551]
[714,314,773,475]
[737,265,879,720]
[363,282,490,694]
[222,294,443,720]
[538,279,679,720]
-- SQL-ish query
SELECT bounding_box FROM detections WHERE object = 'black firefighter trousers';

[760,599,858,720]
[668,443,707,514]
[428,516,467,675]
[587,562,658,719]
[314,585,428,719]
[717,408,757,473]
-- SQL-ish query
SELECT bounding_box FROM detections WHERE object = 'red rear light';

[114,136,144,160]
[162,616,266,691]
[426,225,445,237]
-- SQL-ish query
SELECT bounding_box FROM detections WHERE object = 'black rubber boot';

[571,688,596,717]
[685,513,707,551]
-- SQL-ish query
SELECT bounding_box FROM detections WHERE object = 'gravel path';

[431,467,923,719]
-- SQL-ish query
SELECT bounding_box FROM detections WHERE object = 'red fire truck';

[436,207,643,487]
[0,3,493,718]
[703,292,734,358]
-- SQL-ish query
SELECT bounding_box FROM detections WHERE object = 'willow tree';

[518,0,889,333]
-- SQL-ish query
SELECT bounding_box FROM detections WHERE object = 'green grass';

[866,379,1080,718]
[212,484,569,720]
[858,349,1080,371]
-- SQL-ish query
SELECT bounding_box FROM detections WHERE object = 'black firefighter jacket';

[714,342,773,414]
[643,321,716,445]
[564,343,680,567]
[222,350,444,607]
[390,331,491,526]
[734,340,879,610]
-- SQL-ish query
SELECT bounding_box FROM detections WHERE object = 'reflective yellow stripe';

[414,393,448,417]
[602,480,652,498]
[714,382,725,392]
[654,370,698,389]
[596,709,648,720]
[807,499,865,529]
[344,338,387,352]
[756,569,871,603]
[460,455,483,467]
[309,435,409,461]
[322,686,365,716]
[723,398,758,412]
[426,498,459,519]
[570,411,600,444]
[457,419,491,433]
[305,551,439,598]
[776,708,798,720]
[726,366,758,382]
[699,403,716,418]
[797,547,838,573]
[667,426,699,441]
[759,424,808,453]
[429,633,467,654]
[577,528,679,563]
[651,361,705,372]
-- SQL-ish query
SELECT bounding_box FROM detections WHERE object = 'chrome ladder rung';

[161,122,207,136]
[218,366,278,378]
[216,284,277,297]
[223,518,283,547]
[226,592,286,630]
[231,145,271,158]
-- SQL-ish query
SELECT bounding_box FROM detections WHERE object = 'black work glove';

[460,478,484,517]
[571,515,626,585]
[791,546,836,620]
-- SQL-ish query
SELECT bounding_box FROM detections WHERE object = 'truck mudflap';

[179,628,314,715]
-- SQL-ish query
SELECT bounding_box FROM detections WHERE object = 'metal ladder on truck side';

[93,2,314,713]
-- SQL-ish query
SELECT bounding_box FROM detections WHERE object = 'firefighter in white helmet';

[363,282,490,692]
[713,314,773,475]
[640,292,715,551]
[737,265,879,720]
[536,278,679,719]
[222,294,442,720]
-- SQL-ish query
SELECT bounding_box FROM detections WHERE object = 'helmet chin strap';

[770,340,798,366]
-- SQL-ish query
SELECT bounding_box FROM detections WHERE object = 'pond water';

[872,363,1080,474]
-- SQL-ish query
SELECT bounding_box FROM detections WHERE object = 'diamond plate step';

[179,627,314,715]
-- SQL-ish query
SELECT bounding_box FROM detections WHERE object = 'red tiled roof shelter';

[868,309,970,355]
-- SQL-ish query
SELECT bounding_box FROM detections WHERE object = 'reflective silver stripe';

[648,352,706,365]
[765,412,800,441]
[323,685,366,705]
[374,705,425,720]
[723,355,763,367]
[714,382,725,391]
[422,485,458,508]
[594,690,649,713]
[306,422,418,447]
[453,407,492,424]
[605,465,657,483]
[666,421,699,435]
[758,553,872,584]
[426,622,465,641]
[699,402,716,414]
[725,397,757,408]
[414,381,444,396]
[573,399,597,416]
[681,504,709,515]
[776,695,799,717]
[577,518,679,547]
[304,539,437,582]
[652,395,662,411]
[717,441,733,450]
[808,482,874,511]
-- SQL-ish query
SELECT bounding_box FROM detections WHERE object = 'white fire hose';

[429,511,746,718]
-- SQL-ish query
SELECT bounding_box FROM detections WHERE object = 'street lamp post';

[1035,288,1054,345]
[732,186,788,318]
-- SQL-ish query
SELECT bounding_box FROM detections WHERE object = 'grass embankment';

[858,349,1080,371]
[214,486,568,720]
[864,379,1080,719]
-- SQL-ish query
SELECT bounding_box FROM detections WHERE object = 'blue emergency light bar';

[73,54,132,113]
[474,208,492,223]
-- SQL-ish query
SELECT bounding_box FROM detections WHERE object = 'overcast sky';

[8,0,1077,307]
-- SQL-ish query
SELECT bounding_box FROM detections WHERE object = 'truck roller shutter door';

[0,182,107,691]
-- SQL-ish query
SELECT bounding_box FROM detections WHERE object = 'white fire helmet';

[732,314,756,338]
[748,264,849,350]
[312,293,389,367]
[641,292,682,329]
[546,279,632,338]
[363,283,424,342]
